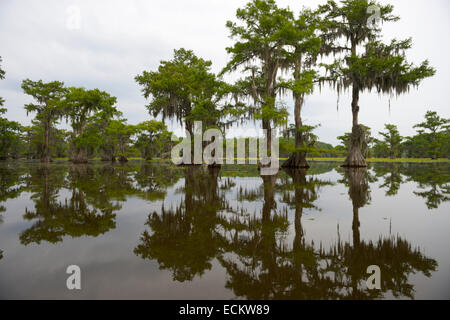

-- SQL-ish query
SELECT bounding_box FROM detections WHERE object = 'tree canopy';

[63,87,118,163]
[318,0,435,167]
[22,79,68,162]
[136,48,228,134]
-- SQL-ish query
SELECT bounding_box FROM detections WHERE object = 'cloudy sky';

[0,0,448,145]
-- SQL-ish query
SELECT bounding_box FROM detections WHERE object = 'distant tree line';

[333,112,449,159]
[1,76,174,162]
[0,0,443,165]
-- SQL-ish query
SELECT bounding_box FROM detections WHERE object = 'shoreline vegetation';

[2,157,448,164]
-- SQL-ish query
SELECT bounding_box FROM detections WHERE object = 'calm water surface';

[0,161,448,299]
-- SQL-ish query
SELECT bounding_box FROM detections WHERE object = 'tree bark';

[41,120,52,163]
[179,119,198,166]
[71,127,88,164]
[262,120,272,151]
[72,148,88,163]
[282,94,309,168]
[342,86,367,168]
[101,148,115,162]
[259,59,277,169]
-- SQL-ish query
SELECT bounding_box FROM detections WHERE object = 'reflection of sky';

[0,163,449,299]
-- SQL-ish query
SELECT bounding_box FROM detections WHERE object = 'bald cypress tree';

[63,87,118,163]
[135,48,223,139]
[221,0,292,156]
[22,79,68,163]
[280,9,322,168]
[136,49,229,165]
[0,57,21,160]
[318,0,435,167]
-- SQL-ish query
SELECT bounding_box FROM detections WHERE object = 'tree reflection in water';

[136,163,439,299]
[326,168,438,299]
[134,166,226,282]
[19,162,183,245]
[1,162,31,260]
[20,164,119,244]
[371,163,449,209]
[401,163,449,210]
[373,163,403,197]
[0,161,443,298]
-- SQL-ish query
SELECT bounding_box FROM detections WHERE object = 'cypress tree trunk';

[72,126,88,163]
[342,87,367,168]
[101,147,115,162]
[144,143,152,161]
[71,127,88,164]
[72,148,88,164]
[260,119,272,168]
[282,94,309,169]
[283,151,309,169]
[259,62,277,169]
[179,119,198,166]
[41,120,52,163]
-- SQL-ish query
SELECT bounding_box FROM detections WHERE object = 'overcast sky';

[0,0,448,145]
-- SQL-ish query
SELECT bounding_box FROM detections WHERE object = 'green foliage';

[134,120,173,160]
[318,0,435,95]
[279,136,335,158]
[377,124,403,159]
[222,0,293,138]
[105,119,137,157]
[84,106,123,160]
[414,111,449,134]
[21,79,68,161]
[63,87,119,161]
[402,111,450,159]
[254,100,288,126]
[22,79,67,117]
[20,121,69,159]
[318,0,434,166]
[0,2,443,165]
[278,8,322,97]
[338,125,374,157]
[223,0,294,74]
[0,60,22,159]
[0,109,21,159]
[0,57,5,81]
[136,49,227,133]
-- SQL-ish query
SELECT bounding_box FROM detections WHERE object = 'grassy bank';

[306,158,450,163]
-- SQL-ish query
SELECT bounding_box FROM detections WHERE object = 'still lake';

[0,161,448,299]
